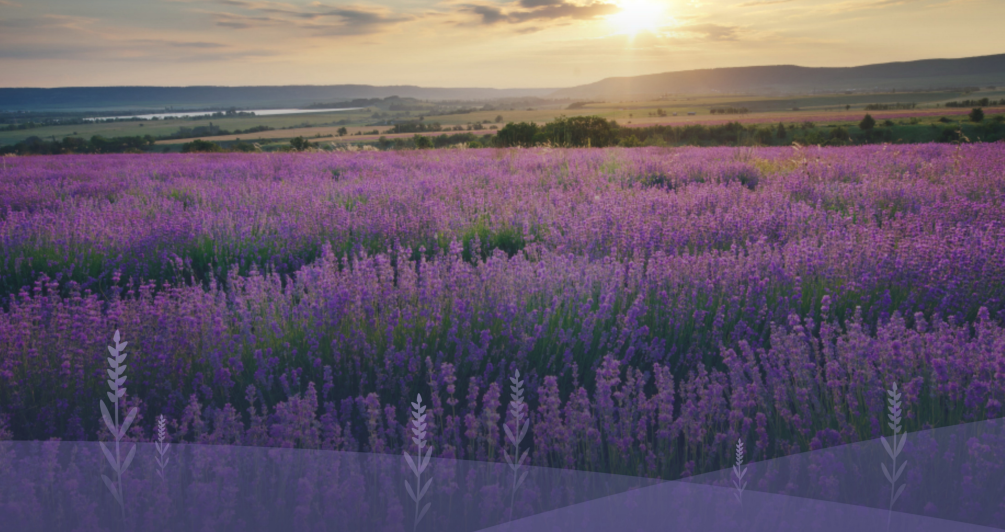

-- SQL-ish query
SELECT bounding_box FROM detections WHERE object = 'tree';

[969,108,985,123]
[619,135,642,147]
[776,122,787,140]
[413,134,432,149]
[496,121,539,147]
[845,104,851,111]
[859,114,876,131]
[542,115,618,147]
[495,115,504,123]
[289,137,313,151]
[181,139,223,153]
[337,127,348,136]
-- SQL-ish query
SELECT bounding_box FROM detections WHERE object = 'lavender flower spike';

[98,330,139,519]
[881,382,907,529]
[504,369,530,523]
[732,439,748,504]
[154,415,170,479]
[404,393,432,531]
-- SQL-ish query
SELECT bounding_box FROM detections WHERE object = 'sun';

[608,0,665,36]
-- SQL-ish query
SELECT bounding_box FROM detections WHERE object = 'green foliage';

[0,134,159,155]
[496,121,540,147]
[859,114,876,131]
[181,139,224,153]
[946,97,1004,108]
[864,103,916,110]
[542,115,618,147]
[829,127,850,144]
[938,127,964,143]
[163,124,272,140]
[413,134,432,149]
[619,135,643,147]
[710,107,749,115]
[969,108,985,123]
[337,127,348,136]
[391,121,441,134]
[229,141,257,152]
[776,122,787,139]
[289,136,313,151]
[883,119,895,127]
[432,133,479,148]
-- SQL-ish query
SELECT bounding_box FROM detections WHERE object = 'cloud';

[461,0,618,26]
[130,39,229,49]
[518,0,564,7]
[0,40,271,61]
[738,0,798,6]
[467,5,508,24]
[676,23,740,41]
[0,0,22,6]
[203,1,413,36]
[508,1,618,23]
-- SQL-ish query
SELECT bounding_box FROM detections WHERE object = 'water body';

[84,107,365,121]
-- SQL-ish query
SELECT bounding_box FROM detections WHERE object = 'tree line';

[864,103,917,110]
[6,113,1005,155]
[945,98,1005,108]
[0,135,157,155]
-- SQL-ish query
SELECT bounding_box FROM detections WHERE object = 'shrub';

[969,108,985,123]
[413,134,433,149]
[496,122,540,148]
[289,137,313,151]
[180,139,223,153]
[829,126,850,144]
[619,135,643,148]
[859,114,876,131]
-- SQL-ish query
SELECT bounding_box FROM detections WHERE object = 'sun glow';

[608,0,665,36]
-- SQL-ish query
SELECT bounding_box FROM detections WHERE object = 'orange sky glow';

[1,0,1002,88]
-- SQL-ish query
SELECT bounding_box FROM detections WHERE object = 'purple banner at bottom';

[1,417,1003,531]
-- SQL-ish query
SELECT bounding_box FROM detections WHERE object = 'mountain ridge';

[549,53,1005,98]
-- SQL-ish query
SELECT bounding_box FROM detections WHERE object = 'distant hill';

[550,54,1005,99]
[0,85,556,112]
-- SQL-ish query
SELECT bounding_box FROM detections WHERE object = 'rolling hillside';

[550,53,1005,98]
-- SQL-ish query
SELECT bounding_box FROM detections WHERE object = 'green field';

[2,88,1003,149]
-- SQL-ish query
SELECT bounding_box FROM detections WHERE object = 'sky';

[1,0,1003,89]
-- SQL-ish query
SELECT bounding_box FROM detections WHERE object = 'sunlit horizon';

[1,0,1003,88]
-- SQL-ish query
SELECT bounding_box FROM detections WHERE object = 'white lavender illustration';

[404,393,432,531]
[154,414,170,479]
[99,330,138,519]
[732,439,748,504]
[503,369,530,522]
[881,382,907,529]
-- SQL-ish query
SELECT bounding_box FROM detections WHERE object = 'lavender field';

[2,144,1005,479]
